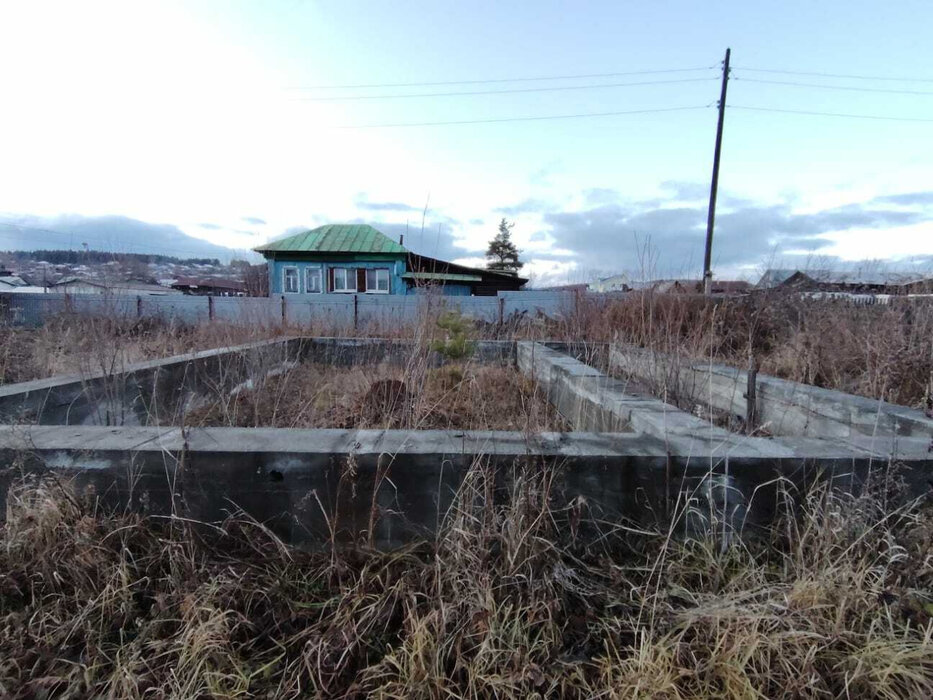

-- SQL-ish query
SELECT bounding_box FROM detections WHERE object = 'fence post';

[136,295,142,319]
[208,295,214,321]
[353,294,359,331]
[281,295,286,325]
[498,296,505,328]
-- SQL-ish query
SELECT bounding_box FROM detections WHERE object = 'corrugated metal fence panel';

[356,295,421,326]
[500,290,576,318]
[2,290,627,328]
[1,293,63,326]
[455,297,500,323]
[213,296,281,325]
[140,296,210,324]
[65,294,136,320]
[300,296,356,329]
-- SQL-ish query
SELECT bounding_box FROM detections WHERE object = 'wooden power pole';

[703,48,731,295]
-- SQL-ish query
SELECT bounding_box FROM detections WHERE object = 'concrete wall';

[0,337,517,427]
[4,425,927,549]
[609,345,933,440]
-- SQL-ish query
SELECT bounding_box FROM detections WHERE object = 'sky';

[1,0,932,285]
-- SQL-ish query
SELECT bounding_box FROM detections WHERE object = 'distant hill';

[0,214,236,262]
[3,250,220,266]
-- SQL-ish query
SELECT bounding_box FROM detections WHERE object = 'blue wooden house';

[254,224,526,297]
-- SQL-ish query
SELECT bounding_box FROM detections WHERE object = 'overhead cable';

[295,77,717,102]
[288,66,715,90]
[336,105,709,128]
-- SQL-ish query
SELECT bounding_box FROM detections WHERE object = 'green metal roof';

[401,271,482,282]
[254,224,407,255]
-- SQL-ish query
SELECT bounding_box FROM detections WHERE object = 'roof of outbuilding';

[254,224,407,255]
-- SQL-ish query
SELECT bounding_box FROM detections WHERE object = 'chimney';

[399,234,405,246]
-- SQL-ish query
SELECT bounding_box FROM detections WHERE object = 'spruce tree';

[485,218,524,272]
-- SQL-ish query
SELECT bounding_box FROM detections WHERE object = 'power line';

[294,77,717,102]
[335,105,709,129]
[735,76,933,96]
[734,66,933,83]
[288,66,716,90]
[729,105,933,123]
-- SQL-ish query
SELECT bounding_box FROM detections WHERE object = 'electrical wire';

[734,66,933,83]
[729,105,933,123]
[335,105,709,129]
[288,66,716,90]
[735,76,933,97]
[294,77,717,102]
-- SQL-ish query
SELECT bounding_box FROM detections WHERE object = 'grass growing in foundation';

[180,362,569,432]
[1,469,931,698]
[3,292,931,410]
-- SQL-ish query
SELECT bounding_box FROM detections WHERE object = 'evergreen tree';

[485,218,524,272]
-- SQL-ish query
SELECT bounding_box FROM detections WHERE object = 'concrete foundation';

[0,337,515,427]
[1,337,931,548]
[609,344,933,440]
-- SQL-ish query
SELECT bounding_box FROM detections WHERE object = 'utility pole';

[703,48,730,295]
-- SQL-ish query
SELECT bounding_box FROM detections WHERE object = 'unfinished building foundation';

[1,338,930,548]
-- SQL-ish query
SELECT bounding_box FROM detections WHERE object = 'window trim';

[305,267,323,294]
[332,267,357,293]
[282,266,300,294]
[365,267,390,294]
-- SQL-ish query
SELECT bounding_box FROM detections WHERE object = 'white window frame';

[365,268,390,294]
[332,267,357,293]
[305,267,323,294]
[282,266,300,294]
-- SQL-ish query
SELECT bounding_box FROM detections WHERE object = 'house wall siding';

[269,258,407,296]
[268,257,483,296]
[407,283,472,296]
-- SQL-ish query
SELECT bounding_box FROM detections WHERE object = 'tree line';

[1,249,221,266]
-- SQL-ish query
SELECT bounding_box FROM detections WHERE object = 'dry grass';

[3,293,931,410]
[577,292,933,409]
[1,468,932,698]
[180,363,568,432]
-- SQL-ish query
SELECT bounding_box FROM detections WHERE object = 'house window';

[332,267,356,292]
[305,267,322,294]
[283,267,299,294]
[366,268,390,293]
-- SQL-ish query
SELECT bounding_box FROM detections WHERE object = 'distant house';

[538,283,590,293]
[254,224,526,297]
[709,280,752,294]
[49,277,182,296]
[0,273,29,290]
[757,268,933,294]
[0,268,48,294]
[590,274,633,293]
[590,274,749,295]
[171,276,246,296]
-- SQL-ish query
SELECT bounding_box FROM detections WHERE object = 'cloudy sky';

[1,1,932,284]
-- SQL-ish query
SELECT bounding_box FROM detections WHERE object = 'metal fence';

[0,290,586,329]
